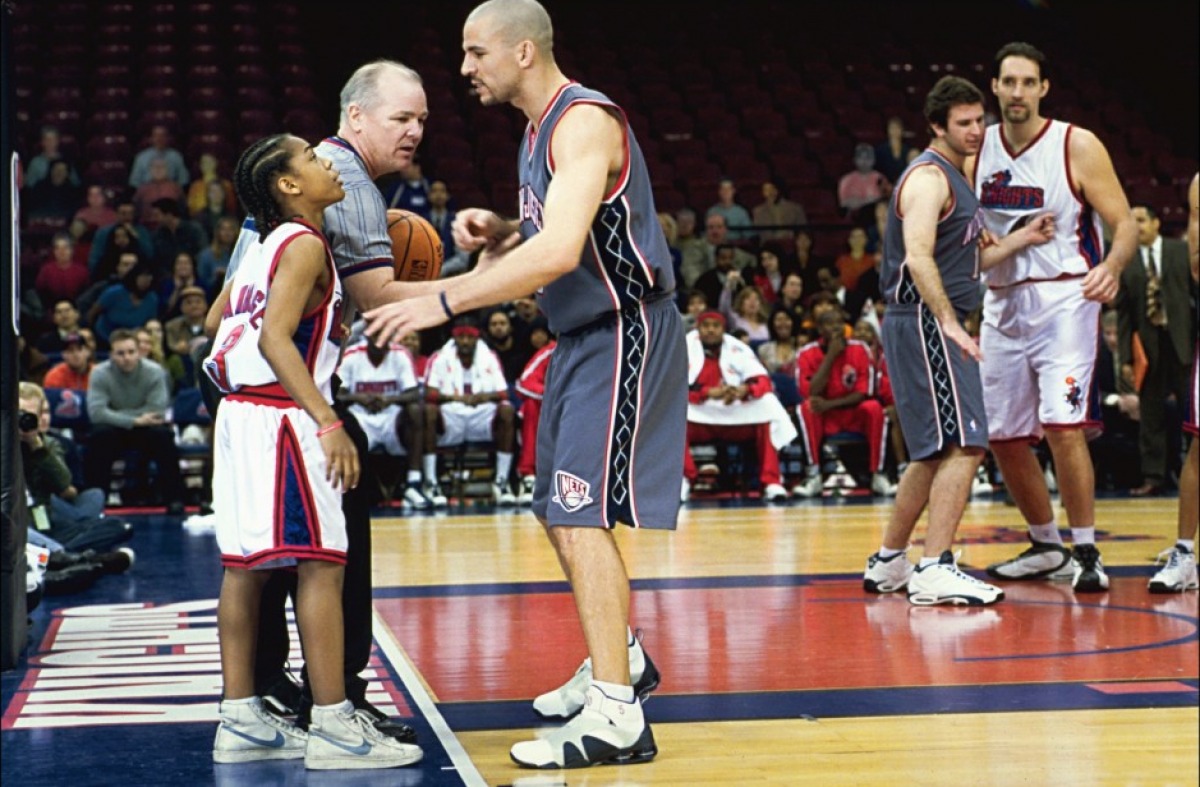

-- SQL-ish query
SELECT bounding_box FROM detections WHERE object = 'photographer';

[18,382,132,552]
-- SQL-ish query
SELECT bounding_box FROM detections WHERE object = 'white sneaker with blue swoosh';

[305,700,423,770]
[213,697,308,763]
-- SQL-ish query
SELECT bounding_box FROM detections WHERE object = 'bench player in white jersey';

[205,134,420,770]
[967,42,1136,593]
[1150,172,1199,593]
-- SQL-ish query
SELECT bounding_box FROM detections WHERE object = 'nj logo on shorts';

[552,471,594,513]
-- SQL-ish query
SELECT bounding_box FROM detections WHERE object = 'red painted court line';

[1086,681,1198,695]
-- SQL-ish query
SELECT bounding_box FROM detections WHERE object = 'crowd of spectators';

[15,114,1190,514]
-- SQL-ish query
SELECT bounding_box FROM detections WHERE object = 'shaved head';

[467,0,554,55]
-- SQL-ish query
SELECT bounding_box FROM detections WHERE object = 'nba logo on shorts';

[553,471,594,513]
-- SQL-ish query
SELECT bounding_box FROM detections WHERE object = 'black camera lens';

[19,411,39,432]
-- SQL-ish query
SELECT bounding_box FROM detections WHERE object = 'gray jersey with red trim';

[516,82,675,334]
[881,148,985,314]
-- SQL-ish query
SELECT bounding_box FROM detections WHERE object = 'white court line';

[373,611,488,787]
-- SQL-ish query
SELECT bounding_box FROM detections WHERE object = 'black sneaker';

[259,670,303,717]
[353,699,418,744]
[1070,544,1110,593]
[985,535,1072,580]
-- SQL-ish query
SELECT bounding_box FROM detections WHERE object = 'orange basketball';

[386,209,444,282]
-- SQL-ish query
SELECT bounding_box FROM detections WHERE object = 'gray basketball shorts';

[880,304,989,461]
[532,297,687,529]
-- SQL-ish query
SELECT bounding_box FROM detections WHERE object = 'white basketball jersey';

[974,120,1105,287]
[204,221,344,401]
[337,340,418,414]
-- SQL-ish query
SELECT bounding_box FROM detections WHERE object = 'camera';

[19,411,39,433]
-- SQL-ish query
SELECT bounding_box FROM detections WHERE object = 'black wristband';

[439,291,455,320]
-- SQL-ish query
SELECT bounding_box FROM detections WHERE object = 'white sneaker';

[908,552,1005,606]
[792,474,822,498]
[533,640,661,720]
[305,700,423,770]
[1149,546,1200,593]
[680,478,691,503]
[512,685,657,769]
[213,697,307,763]
[494,482,517,507]
[401,484,432,511]
[424,484,448,508]
[763,483,789,502]
[971,466,992,496]
[1070,544,1110,593]
[870,473,898,496]
[518,475,536,505]
[863,550,914,593]
[985,536,1073,581]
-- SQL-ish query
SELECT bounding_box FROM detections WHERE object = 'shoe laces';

[1155,547,1190,569]
[939,552,992,588]
[251,702,304,735]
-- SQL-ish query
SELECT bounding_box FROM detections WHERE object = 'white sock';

[313,699,354,715]
[495,452,513,484]
[592,679,635,703]
[627,633,645,677]
[423,454,437,485]
[1178,539,1195,553]
[1071,527,1095,546]
[1029,522,1061,544]
[222,695,256,706]
[879,546,905,559]
[918,556,938,568]
[406,470,422,485]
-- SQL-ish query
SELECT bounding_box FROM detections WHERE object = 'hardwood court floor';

[371,496,1199,786]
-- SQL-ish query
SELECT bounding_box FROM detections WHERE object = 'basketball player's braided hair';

[233,134,293,237]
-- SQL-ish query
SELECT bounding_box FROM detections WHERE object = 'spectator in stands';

[682,312,796,503]
[337,337,435,510]
[835,226,876,291]
[1092,309,1141,490]
[24,126,79,189]
[150,198,206,272]
[752,179,808,243]
[398,330,430,381]
[695,244,743,312]
[706,177,754,240]
[193,180,234,241]
[865,199,889,254]
[758,307,801,377]
[658,211,685,306]
[197,215,238,290]
[78,249,139,322]
[853,318,906,479]
[89,259,159,346]
[73,185,118,234]
[164,286,209,375]
[748,246,788,305]
[508,295,542,352]
[775,271,807,325]
[18,382,133,553]
[837,143,890,217]
[185,152,236,217]
[137,319,188,392]
[129,125,189,188]
[35,232,91,306]
[25,160,82,228]
[84,328,185,513]
[38,300,94,355]
[674,208,709,289]
[133,159,185,229]
[792,308,894,498]
[42,333,93,392]
[514,337,556,506]
[17,335,50,385]
[88,202,154,273]
[159,252,201,318]
[385,158,431,216]
[425,317,518,505]
[681,289,709,332]
[426,180,456,253]
[483,307,532,384]
[718,274,770,345]
[873,116,919,185]
[66,217,94,265]
[816,264,868,324]
[527,317,552,351]
[789,229,829,298]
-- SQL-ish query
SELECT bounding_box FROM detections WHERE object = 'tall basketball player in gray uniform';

[862,77,1054,606]
[365,0,685,769]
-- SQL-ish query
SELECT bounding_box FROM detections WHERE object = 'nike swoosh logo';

[311,731,372,756]
[225,726,285,748]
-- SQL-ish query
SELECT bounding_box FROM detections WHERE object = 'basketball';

[387,209,444,282]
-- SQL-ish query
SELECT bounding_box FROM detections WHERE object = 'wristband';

[316,419,344,438]
[439,291,455,320]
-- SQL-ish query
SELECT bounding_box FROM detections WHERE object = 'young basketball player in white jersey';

[967,42,1137,593]
[206,134,421,770]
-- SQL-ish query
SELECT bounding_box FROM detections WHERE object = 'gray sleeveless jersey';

[880,148,985,314]
[517,82,675,334]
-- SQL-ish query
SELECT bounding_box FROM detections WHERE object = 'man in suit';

[1116,205,1195,495]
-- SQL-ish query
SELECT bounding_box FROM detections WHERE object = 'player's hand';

[320,428,359,491]
[978,229,999,250]
[364,294,446,346]
[1081,260,1119,303]
[808,395,830,414]
[1021,212,1056,247]
[1120,363,1134,388]
[476,230,521,272]
[452,209,505,252]
[133,412,165,426]
[826,333,846,357]
[940,319,983,362]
